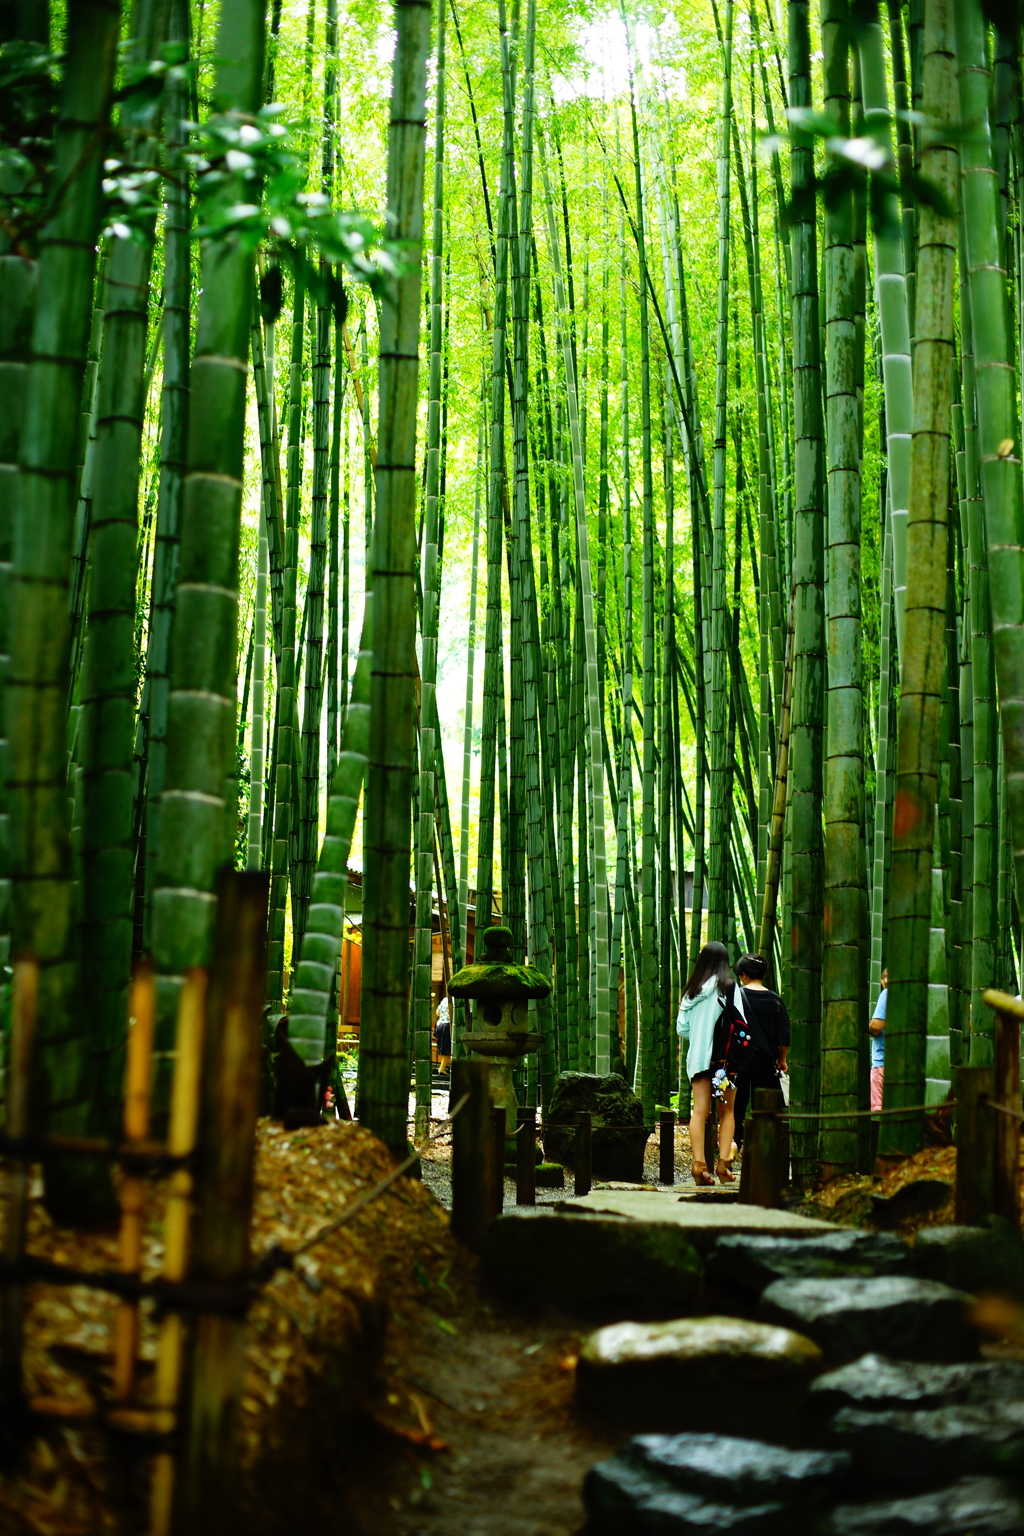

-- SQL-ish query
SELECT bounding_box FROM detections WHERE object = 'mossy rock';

[542,1071,650,1182]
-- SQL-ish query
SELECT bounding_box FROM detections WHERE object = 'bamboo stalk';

[112,964,155,1404]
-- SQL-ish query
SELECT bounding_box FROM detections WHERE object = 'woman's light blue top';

[676,976,725,1079]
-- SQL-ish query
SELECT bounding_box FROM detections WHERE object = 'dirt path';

[360,1293,619,1536]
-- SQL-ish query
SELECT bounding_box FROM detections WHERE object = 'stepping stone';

[912,1219,1024,1299]
[828,1476,1024,1535]
[577,1316,822,1437]
[558,1189,835,1255]
[583,1434,849,1534]
[480,1210,701,1318]
[708,1230,912,1298]
[811,1353,1024,1414]
[830,1400,1024,1486]
[759,1276,977,1363]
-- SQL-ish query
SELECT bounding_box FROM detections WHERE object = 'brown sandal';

[716,1158,736,1184]
[691,1161,714,1186]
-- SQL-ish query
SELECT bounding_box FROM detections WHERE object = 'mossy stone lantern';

[448,926,550,1135]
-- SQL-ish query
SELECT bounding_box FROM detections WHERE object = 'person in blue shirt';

[869,968,888,1111]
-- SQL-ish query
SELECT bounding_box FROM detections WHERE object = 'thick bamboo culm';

[0,959,39,1462]
[112,964,156,1404]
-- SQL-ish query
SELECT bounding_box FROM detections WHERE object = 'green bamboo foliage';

[265,278,303,1012]
[707,0,734,950]
[820,0,866,1178]
[8,0,122,1215]
[954,0,1024,1063]
[412,0,446,1141]
[787,0,826,1187]
[357,0,431,1156]
[142,0,192,940]
[624,40,660,1118]
[856,0,914,656]
[151,0,266,1047]
[881,0,958,1158]
[540,132,610,1077]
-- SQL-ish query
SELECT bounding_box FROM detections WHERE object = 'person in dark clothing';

[732,953,790,1147]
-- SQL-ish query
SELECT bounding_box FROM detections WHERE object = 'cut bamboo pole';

[149,968,207,1536]
[112,963,155,1404]
[0,958,38,1463]
[171,873,269,1535]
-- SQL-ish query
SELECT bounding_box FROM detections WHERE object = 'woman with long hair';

[676,940,738,1185]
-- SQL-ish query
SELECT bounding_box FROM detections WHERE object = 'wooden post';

[956,1065,998,1226]
[491,1105,506,1216]
[516,1106,536,1205]
[659,1109,675,1185]
[173,872,269,1536]
[0,959,38,1464]
[450,1059,491,1250]
[112,964,155,1404]
[740,1089,786,1208]
[574,1111,592,1197]
[984,990,1023,1227]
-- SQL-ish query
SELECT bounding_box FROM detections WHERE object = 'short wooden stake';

[516,1107,536,1205]
[491,1105,507,1216]
[172,872,269,1536]
[956,1065,997,1227]
[0,959,38,1464]
[450,1059,491,1251]
[993,1004,1022,1226]
[659,1109,676,1185]
[574,1111,592,1197]
[740,1088,786,1208]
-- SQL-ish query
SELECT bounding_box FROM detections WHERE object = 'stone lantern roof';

[447,925,551,1002]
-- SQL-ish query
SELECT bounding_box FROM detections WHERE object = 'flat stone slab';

[577,1317,822,1436]
[912,1219,1024,1298]
[708,1230,912,1297]
[828,1476,1024,1535]
[584,1434,849,1534]
[558,1190,835,1253]
[480,1210,701,1318]
[831,1400,1024,1486]
[760,1277,978,1364]
[811,1354,1024,1414]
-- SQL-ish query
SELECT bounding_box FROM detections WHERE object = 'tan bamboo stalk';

[111,964,155,1403]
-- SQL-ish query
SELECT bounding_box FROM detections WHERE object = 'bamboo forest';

[6,0,1024,1532]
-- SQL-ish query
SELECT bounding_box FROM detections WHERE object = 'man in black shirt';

[732,953,790,1147]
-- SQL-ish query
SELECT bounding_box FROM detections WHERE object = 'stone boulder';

[828,1476,1024,1535]
[542,1071,649,1181]
[830,1400,1024,1487]
[577,1316,823,1441]
[811,1353,1024,1415]
[912,1218,1024,1299]
[759,1277,978,1363]
[583,1434,850,1535]
[708,1230,912,1301]
[480,1210,700,1318]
